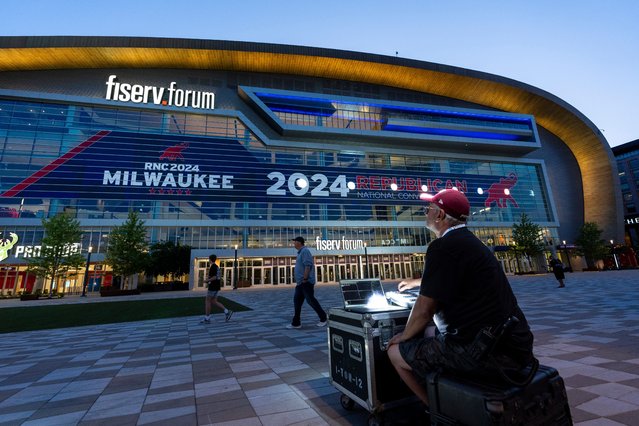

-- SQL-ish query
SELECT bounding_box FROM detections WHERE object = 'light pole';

[610,240,619,269]
[363,243,369,278]
[562,240,573,272]
[81,246,92,297]
[233,244,238,290]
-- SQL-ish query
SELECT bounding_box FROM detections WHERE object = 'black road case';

[426,364,573,425]
[328,307,419,421]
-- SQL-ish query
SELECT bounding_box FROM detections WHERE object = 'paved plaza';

[1,270,639,425]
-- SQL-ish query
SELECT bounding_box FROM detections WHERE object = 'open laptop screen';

[340,278,388,310]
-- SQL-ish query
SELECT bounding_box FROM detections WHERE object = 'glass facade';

[0,92,559,292]
[253,90,537,143]
[614,141,639,249]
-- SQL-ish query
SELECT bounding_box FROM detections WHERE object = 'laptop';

[339,278,408,313]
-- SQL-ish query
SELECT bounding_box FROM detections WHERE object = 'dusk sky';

[2,0,637,147]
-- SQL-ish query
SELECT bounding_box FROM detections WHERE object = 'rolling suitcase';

[426,364,572,425]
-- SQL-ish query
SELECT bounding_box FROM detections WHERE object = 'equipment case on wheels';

[328,306,418,423]
[426,364,573,425]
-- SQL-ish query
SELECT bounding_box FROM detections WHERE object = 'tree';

[146,240,192,282]
[104,211,148,288]
[27,214,86,297]
[512,213,545,272]
[575,222,609,270]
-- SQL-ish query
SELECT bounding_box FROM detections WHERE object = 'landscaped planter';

[20,294,40,301]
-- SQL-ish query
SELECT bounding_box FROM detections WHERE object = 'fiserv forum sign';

[105,75,215,110]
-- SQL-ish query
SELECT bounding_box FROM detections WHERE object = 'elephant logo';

[484,173,519,208]
[0,232,19,262]
[159,142,189,161]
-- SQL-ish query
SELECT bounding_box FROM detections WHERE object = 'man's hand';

[398,278,421,292]
[388,332,404,347]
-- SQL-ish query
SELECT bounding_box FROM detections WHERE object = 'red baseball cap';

[420,189,470,221]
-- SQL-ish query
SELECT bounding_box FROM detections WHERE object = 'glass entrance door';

[253,267,262,285]
[278,266,294,285]
[194,258,209,289]
[393,263,402,279]
[322,265,336,282]
[223,268,233,288]
[263,267,273,285]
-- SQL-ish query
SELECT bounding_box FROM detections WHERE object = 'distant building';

[612,139,639,249]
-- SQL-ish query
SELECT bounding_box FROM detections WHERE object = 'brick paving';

[0,270,638,425]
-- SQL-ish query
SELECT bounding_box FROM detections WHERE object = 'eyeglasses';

[422,205,438,215]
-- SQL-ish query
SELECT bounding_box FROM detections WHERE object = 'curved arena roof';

[0,36,623,239]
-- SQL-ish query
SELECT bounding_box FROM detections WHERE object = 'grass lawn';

[0,296,249,334]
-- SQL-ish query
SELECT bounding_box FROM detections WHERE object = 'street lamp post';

[233,244,238,290]
[562,240,573,272]
[363,243,369,278]
[81,246,93,297]
[610,240,619,269]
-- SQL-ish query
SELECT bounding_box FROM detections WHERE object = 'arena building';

[0,36,623,293]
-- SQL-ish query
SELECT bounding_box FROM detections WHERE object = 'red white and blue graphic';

[1,131,525,210]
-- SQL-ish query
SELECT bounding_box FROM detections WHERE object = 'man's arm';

[388,294,436,346]
[302,265,311,282]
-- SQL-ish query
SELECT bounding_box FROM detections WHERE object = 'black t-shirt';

[420,227,533,362]
[207,263,221,291]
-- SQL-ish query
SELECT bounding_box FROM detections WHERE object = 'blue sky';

[2,0,637,147]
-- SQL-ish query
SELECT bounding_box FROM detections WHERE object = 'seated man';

[387,189,534,405]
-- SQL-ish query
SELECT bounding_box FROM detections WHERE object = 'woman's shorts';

[207,290,220,297]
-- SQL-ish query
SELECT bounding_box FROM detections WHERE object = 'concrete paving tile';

[137,405,196,425]
[83,388,147,419]
[581,383,639,399]
[575,419,628,426]
[208,418,262,426]
[197,396,253,416]
[259,407,323,426]
[597,361,639,374]
[618,390,639,405]
[143,389,194,405]
[23,403,90,423]
[195,389,246,406]
[195,377,241,398]
[567,388,604,407]
[197,401,257,424]
[609,409,639,425]
[278,369,326,385]
[250,392,310,416]
[0,409,36,424]
[577,396,639,417]
[77,413,139,426]
[142,395,195,413]
[146,381,194,395]
[240,378,285,392]
[102,381,153,395]
[0,382,67,407]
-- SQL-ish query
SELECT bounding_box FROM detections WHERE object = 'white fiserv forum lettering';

[315,236,364,251]
[105,75,215,110]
